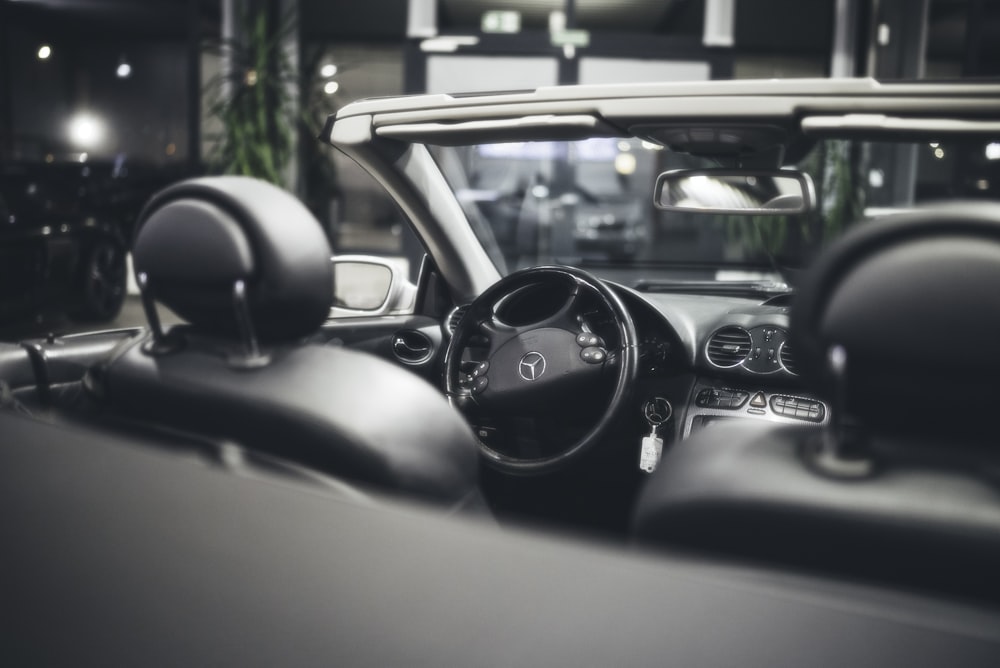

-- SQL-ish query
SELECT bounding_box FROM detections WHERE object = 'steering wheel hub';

[479,327,603,408]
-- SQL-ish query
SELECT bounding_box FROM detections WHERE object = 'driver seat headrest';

[132,176,333,343]
[790,201,1000,442]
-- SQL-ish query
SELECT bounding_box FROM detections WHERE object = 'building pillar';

[703,0,735,48]
[866,0,930,208]
[187,0,202,171]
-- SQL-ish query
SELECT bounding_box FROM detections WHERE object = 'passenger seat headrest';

[133,176,333,343]
[791,201,1000,442]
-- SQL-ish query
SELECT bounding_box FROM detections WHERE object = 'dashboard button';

[696,388,750,409]
[696,389,715,407]
[769,395,826,422]
[730,391,749,408]
[749,392,767,408]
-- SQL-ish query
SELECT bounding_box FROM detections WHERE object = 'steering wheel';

[444,266,638,474]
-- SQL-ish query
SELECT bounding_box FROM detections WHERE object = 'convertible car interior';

[4,78,1000,663]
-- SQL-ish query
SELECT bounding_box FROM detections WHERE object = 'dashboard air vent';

[706,327,752,368]
[779,343,798,376]
[446,305,470,336]
[392,329,434,365]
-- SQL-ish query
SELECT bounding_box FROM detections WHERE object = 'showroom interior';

[4,7,1000,661]
[0,0,998,336]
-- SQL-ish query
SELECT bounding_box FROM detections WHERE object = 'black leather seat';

[97,176,480,508]
[632,202,1000,603]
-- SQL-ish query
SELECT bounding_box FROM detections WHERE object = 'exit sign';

[551,29,590,48]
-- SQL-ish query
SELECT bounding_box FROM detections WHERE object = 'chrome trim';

[392,330,434,366]
[518,351,546,381]
[778,340,798,376]
[443,304,470,339]
[703,326,752,369]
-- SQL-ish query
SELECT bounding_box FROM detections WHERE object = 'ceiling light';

[419,36,479,53]
[986,142,1000,161]
[320,63,338,78]
[324,81,339,95]
[117,56,131,78]
[37,44,52,60]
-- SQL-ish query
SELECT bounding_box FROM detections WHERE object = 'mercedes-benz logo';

[518,352,547,381]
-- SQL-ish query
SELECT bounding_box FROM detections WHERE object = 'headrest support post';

[827,344,848,453]
[808,344,873,478]
[137,272,183,356]
[229,280,270,369]
[136,272,163,341]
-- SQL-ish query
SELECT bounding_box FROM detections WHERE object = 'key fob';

[639,435,663,473]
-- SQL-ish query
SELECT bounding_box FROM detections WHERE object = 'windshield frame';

[324,79,1000,294]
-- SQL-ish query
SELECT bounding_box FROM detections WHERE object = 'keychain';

[639,397,672,473]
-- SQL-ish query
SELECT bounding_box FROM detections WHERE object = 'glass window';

[432,137,1000,287]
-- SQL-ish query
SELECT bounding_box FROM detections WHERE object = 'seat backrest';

[97,176,479,507]
[632,202,1000,603]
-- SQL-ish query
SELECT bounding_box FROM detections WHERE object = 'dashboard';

[439,274,833,534]
[616,287,831,441]
[443,278,831,465]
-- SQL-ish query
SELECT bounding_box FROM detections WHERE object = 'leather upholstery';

[133,176,332,343]
[791,201,1000,442]
[632,422,1000,601]
[103,176,479,506]
[633,202,1000,603]
[103,333,479,504]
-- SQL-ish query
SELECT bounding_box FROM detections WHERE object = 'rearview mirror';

[654,170,814,215]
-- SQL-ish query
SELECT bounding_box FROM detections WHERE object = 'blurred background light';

[614,152,637,176]
[37,44,51,60]
[68,113,106,149]
[117,57,132,78]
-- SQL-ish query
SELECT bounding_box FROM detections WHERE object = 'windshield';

[432,138,998,288]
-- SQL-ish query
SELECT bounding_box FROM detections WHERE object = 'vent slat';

[780,344,798,375]
[706,327,752,368]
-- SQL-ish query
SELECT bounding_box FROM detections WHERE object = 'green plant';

[721,139,866,267]
[203,5,298,187]
[819,139,866,241]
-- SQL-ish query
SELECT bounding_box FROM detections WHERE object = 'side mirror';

[330,255,416,317]
[654,169,814,215]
